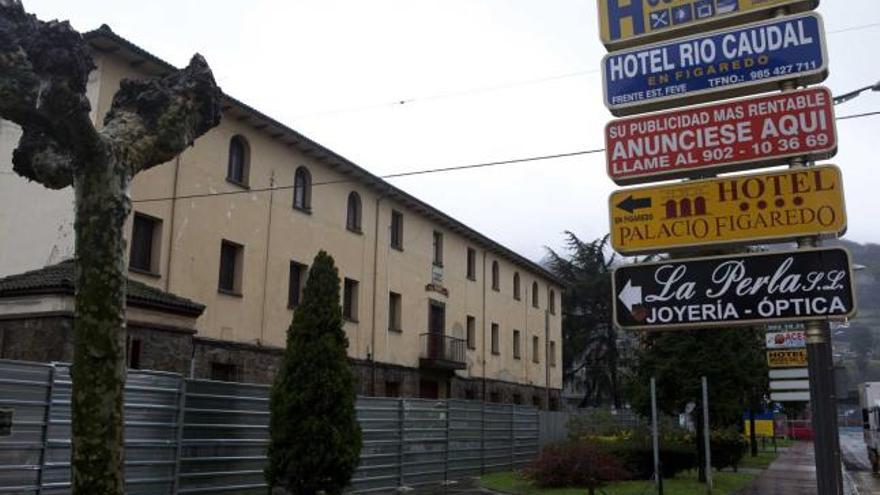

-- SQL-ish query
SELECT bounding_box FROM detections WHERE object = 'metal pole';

[702,376,712,492]
[805,320,843,494]
[651,377,662,495]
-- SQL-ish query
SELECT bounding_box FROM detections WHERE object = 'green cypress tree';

[267,251,362,494]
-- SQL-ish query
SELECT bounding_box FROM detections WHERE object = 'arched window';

[532,282,539,308]
[549,290,556,314]
[491,261,500,291]
[513,272,521,300]
[679,198,692,217]
[293,166,311,211]
[695,197,707,216]
[226,135,249,185]
[346,192,362,232]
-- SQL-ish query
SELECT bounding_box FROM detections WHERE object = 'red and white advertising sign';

[766,331,807,349]
[605,87,837,185]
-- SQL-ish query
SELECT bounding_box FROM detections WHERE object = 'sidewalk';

[739,441,860,495]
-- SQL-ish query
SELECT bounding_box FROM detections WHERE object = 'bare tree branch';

[101,54,223,175]
[0,0,100,167]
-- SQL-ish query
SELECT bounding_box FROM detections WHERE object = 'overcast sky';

[25,0,880,262]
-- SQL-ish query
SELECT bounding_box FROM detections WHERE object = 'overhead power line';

[132,110,880,204]
[291,20,880,120]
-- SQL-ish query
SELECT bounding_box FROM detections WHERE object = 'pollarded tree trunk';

[69,153,130,492]
[0,2,222,493]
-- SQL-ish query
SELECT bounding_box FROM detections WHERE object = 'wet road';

[840,427,880,494]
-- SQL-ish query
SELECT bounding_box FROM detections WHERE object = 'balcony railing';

[419,333,466,370]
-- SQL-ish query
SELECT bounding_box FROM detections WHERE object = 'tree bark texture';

[0,2,222,493]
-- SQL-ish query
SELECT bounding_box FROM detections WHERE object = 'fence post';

[444,400,450,483]
[398,398,405,489]
[35,364,56,495]
[170,377,187,495]
[509,404,515,470]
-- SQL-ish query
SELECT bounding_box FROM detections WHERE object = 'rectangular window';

[390,210,404,250]
[513,330,521,359]
[513,393,522,405]
[126,336,142,370]
[385,381,401,398]
[210,362,238,382]
[343,278,359,321]
[550,341,557,367]
[466,248,476,281]
[432,231,443,266]
[389,292,402,331]
[130,213,161,274]
[288,261,307,308]
[218,240,243,294]
[466,315,476,350]
[532,336,540,363]
[489,391,500,403]
[491,323,500,355]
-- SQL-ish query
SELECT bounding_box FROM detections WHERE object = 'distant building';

[0,26,563,407]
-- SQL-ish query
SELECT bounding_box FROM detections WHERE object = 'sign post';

[702,376,712,492]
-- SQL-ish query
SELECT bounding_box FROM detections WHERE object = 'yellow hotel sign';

[597,0,819,50]
[609,165,846,255]
[767,349,807,368]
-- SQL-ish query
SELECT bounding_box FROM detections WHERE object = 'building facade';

[0,27,564,407]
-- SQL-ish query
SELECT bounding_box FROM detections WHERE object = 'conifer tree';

[267,251,362,494]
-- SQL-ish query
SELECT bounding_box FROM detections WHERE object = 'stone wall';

[0,314,74,362]
[127,322,192,375]
[192,337,284,384]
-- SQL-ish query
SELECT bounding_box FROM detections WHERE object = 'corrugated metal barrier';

[0,359,539,494]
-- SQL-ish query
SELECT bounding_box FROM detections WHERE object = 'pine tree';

[266,251,362,495]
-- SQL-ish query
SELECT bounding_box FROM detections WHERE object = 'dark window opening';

[218,240,243,294]
[491,261,500,291]
[466,315,476,350]
[513,393,523,405]
[211,362,238,382]
[532,396,542,409]
[432,231,443,266]
[288,261,307,308]
[489,391,500,403]
[532,282,540,308]
[389,292,402,331]
[293,166,312,211]
[126,336,142,370]
[513,272,521,300]
[532,336,540,363]
[226,135,249,186]
[513,330,521,359]
[390,210,404,250]
[466,248,476,280]
[130,213,161,274]
[343,278,359,321]
[385,381,401,398]
[491,323,500,355]
[346,192,362,232]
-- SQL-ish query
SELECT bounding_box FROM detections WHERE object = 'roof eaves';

[80,26,565,287]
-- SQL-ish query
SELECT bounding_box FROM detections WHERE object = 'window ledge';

[514,356,521,360]
[347,227,363,235]
[293,205,312,215]
[391,245,404,252]
[433,262,444,268]
[492,287,500,292]
[467,276,476,282]
[514,296,521,301]
[388,327,403,333]
[225,177,249,189]
[467,346,476,351]
[344,317,359,324]
[129,266,160,278]
[491,351,500,356]
[287,304,300,310]
[218,288,243,298]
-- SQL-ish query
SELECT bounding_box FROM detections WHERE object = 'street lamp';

[833,80,880,105]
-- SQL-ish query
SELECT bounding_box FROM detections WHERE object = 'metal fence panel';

[0,360,543,494]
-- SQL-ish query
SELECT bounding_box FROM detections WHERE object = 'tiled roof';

[0,260,205,316]
[82,25,566,288]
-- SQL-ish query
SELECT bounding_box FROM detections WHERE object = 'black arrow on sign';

[616,195,652,213]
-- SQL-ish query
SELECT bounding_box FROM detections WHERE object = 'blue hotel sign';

[602,12,828,116]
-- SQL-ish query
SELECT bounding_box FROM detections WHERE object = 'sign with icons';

[597,0,819,50]
[602,13,828,116]
[605,87,837,185]
[609,165,846,255]
[766,330,806,349]
[612,247,856,331]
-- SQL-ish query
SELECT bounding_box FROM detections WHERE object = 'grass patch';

[480,470,755,495]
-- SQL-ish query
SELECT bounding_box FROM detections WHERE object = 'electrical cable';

[132,110,880,204]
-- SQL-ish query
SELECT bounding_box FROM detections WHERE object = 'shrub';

[599,440,697,480]
[266,251,362,494]
[710,427,749,472]
[526,442,629,494]
[567,410,633,441]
